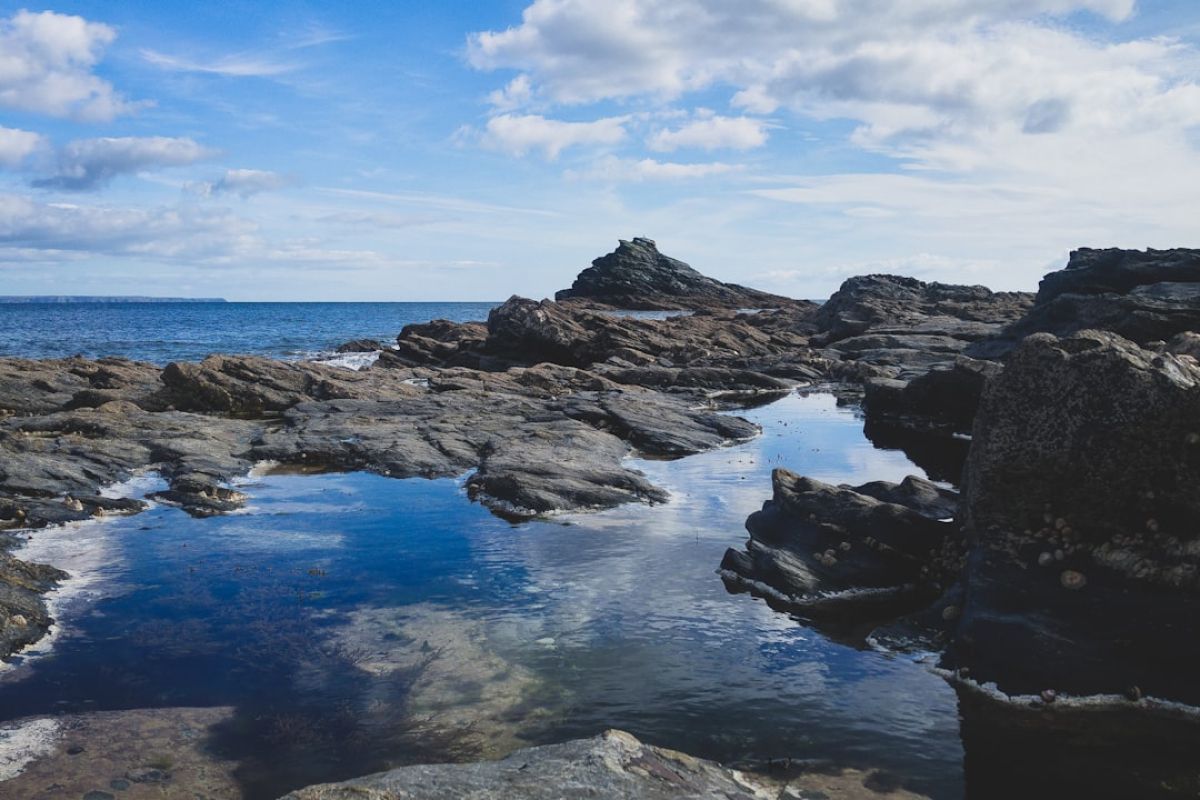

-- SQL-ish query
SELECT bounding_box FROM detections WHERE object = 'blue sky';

[0,0,1198,300]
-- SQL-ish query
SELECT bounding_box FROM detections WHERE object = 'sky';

[0,0,1198,301]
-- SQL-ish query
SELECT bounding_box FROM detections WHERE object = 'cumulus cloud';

[648,114,770,151]
[0,127,46,167]
[196,168,290,198]
[0,193,255,260]
[33,137,217,191]
[478,113,627,159]
[569,156,738,181]
[465,0,1200,293]
[0,9,138,120]
[0,193,392,268]
[468,1,1137,106]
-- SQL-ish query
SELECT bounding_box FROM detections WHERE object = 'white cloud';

[141,48,298,78]
[0,193,255,260]
[0,193,395,269]
[202,168,290,198]
[648,114,770,151]
[0,9,137,121]
[478,113,627,159]
[34,137,217,191]
[467,1,1137,105]
[569,156,738,181]
[0,127,46,167]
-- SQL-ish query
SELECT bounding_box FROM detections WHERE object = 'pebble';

[1037,552,1054,567]
[1125,685,1143,702]
[83,793,115,800]
[1040,689,1057,704]
[941,605,960,621]
[1054,549,1064,561]
[1060,570,1087,590]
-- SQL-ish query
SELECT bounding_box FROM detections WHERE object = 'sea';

[0,301,500,365]
[0,301,970,799]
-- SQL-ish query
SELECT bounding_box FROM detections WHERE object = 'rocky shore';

[1,239,1198,797]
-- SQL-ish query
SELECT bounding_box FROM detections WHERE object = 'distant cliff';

[555,237,800,310]
[0,296,227,303]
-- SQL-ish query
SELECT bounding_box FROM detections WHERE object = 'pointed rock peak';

[555,237,800,311]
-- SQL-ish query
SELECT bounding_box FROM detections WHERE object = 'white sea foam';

[0,718,59,780]
[1,473,167,678]
[308,350,381,371]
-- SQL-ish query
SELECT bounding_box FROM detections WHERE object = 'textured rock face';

[1035,247,1200,303]
[720,469,960,617]
[555,237,801,310]
[0,550,66,658]
[948,331,1200,703]
[814,274,1034,345]
[974,248,1200,354]
[282,729,928,800]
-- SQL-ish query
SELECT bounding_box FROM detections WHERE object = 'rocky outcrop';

[972,248,1200,357]
[863,357,1001,439]
[0,548,66,658]
[720,469,960,619]
[282,729,927,800]
[158,355,422,413]
[0,356,162,416]
[814,275,1033,346]
[944,330,1200,704]
[555,237,802,311]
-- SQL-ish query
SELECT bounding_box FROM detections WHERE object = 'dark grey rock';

[281,729,927,800]
[555,237,802,311]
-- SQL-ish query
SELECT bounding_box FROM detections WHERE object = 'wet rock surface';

[721,470,960,619]
[282,729,927,800]
[554,237,802,311]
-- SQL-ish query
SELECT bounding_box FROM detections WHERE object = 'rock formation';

[282,729,927,800]
[555,237,801,310]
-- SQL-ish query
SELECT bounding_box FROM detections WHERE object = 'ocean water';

[0,302,499,364]
[0,393,967,799]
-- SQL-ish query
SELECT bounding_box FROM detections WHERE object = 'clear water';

[0,302,498,364]
[0,393,964,799]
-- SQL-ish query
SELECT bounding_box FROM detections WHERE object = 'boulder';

[946,331,1200,704]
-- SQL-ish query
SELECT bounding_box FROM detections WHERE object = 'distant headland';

[0,296,227,303]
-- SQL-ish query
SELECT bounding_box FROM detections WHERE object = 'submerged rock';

[282,729,928,800]
[555,237,801,311]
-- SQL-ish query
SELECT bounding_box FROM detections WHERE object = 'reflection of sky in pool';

[0,392,963,799]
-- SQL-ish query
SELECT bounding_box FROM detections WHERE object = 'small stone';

[941,605,960,621]
[1037,552,1054,567]
[109,778,130,790]
[66,744,85,755]
[10,613,27,626]
[1055,517,1067,530]
[83,792,115,800]
[839,541,851,552]
[1060,570,1087,590]
[1146,518,1159,533]
[1125,685,1143,702]
[1054,549,1064,561]
[1040,689,1057,704]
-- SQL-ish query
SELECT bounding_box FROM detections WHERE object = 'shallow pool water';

[0,392,965,798]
